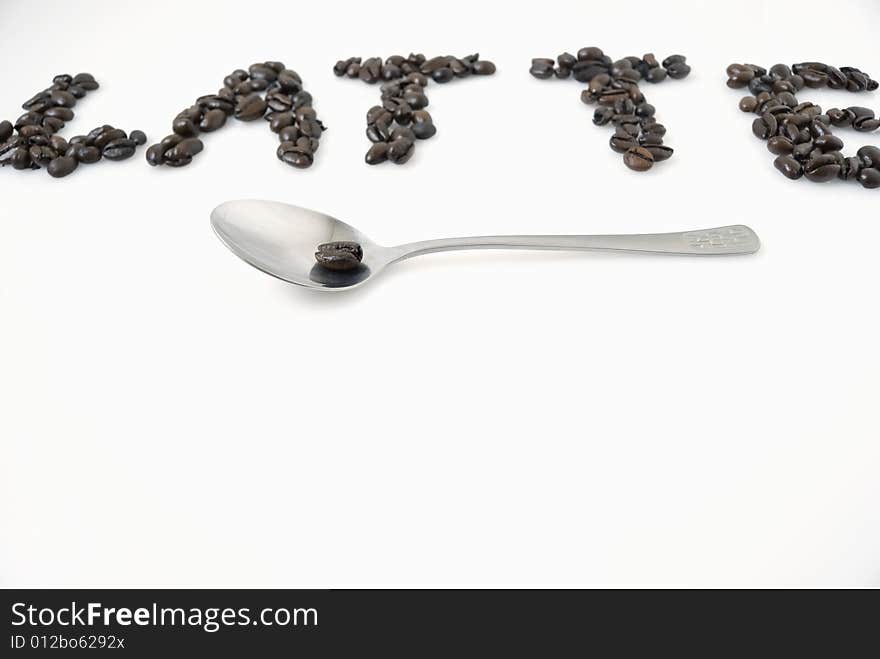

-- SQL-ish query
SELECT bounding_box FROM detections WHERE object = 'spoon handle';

[393,225,760,261]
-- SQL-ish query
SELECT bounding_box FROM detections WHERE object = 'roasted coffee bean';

[473,61,496,75]
[365,141,389,165]
[102,138,137,160]
[49,90,76,108]
[767,136,795,155]
[164,154,192,167]
[732,60,879,189]
[645,144,673,161]
[93,128,127,150]
[858,167,880,189]
[774,155,803,179]
[388,137,415,164]
[727,63,756,88]
[10,148,32,169]
[431,67,455,83]
[234,94,267,121]
[0,120,13,142]
[609,134,636,153]
[622,146,654,171]
[804,154,841,182]
[269,112,295,133]
[530,60,555,79]
[46,155,78,178]
[29,145,56,167]
[198,108,226,132]
[49,135,69,153]
[315,242,363,271]
[74,145,101,163]
[840,156,861,180]
[338,52,494,164]
[128,129,147,146]
[813,135,844,152]
[856,145,880,168]
[751,113,778,139]
[167,137,203,159]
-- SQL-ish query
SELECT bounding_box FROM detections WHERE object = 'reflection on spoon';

[211,199,761,292]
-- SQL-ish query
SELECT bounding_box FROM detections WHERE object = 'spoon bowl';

[211,199,761,292]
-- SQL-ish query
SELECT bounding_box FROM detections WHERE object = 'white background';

[1,0,878,587]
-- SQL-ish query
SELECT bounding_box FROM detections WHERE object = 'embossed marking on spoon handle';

[394,225,760,261]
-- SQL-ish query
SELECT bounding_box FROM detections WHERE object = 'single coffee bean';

[10,148,32,169]
[46,155,78,178]
[774,155,803,179]
[315,241,363,271]
[645,145,673,161]
[235,94,267,121]
[857,145,880,168]
[388,137,415,164]
[609,134,636,153]
[804,153,841,182]
[767,136,795,155]
[49,90,77,108]
[365,141,389,165]
[102,138,137,160]
[29,145,57,167]
[0,120,12,142]
[752,113,778,139]
[411,120,437,140]
[167,137,203,159]
[473,61,496,75]
[173,115,198,137]
[858,167,880,189]
[93,128,127,150]
[622,146,654,171]
[75,145,101,163]
[813,134,844,152]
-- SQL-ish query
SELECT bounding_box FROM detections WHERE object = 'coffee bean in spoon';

[315,241,363,271]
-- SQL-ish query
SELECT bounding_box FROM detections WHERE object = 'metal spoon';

[210,199,761,292]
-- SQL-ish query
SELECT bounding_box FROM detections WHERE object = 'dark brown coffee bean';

[774,155,803,179]
[49,90,76,108]
[388,137,415,164]
[857,145,880,168]
[609,134,636,153]
[75,145,101,163]
[623,146,654,171]
[666,62,691,79]
[752,113,778,139]
[473,61,496,75]
[198,108,226,133]
[102,138,137,160]
[173,115,198,137]
[10,148,32,169]
[29,145,57,167]
[270,112,295,133]
[315,242,363,271]
[645,145,673,161]
[858,167,880,189]
[804,153,841,182]
[767,136,795,155]
[235,94,267,121]
[365,141,389,165]
[813,135,844,153]
[167,137,203,160]
[0,120,12,142]
[47,155,78,178]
